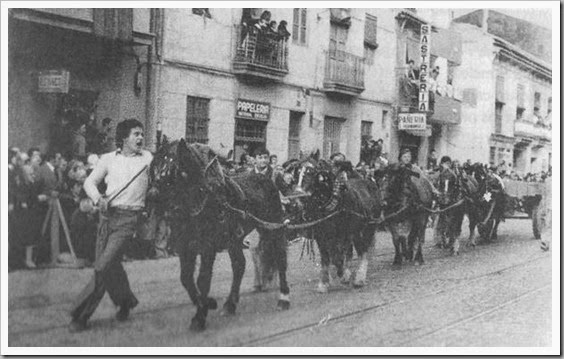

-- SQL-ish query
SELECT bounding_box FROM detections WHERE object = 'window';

[463,88,477,107]
[382,110,388,130]
[235,119,267,143]
[363,14,378,66]
[534,91,541,114]
[288,111,303,160]
[329,23,348,56]
[364,14,378,49]
[516,84,525,120]
[185,96,210,144]
[495,101,503,134]
[361,121,372,143]
[323,116,343,159]
[489,147,496,165]
[495,75,505,103]
[516,107,525,121]
[292,8,307,45]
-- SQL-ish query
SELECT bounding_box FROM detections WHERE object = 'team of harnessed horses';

[149,138,507,331]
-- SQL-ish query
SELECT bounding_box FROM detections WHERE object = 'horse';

[294,152,382,292]
[151,138,290,331]
[435,168,465,255]
[463,163,506,243]
[379,164,433,266]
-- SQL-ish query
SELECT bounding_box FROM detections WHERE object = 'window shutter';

[517,84,524,108]
[364,14,378,49]
[495,75,504,103]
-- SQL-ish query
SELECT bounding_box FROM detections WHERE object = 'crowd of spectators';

[8,117,168,271]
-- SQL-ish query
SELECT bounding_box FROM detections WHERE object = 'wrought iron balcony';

[233,25,289,81]
[323,50,365,96]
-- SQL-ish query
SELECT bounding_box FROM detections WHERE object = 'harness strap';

[223,202,341,231]
[417,198,466,214]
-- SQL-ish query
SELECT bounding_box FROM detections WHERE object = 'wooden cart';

[502,179,547,239]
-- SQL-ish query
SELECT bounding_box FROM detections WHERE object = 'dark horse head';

[437,168,461,207]
[379,163,414,212]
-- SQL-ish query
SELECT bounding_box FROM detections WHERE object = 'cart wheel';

[532,205,541,240]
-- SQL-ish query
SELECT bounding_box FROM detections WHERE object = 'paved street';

[8,218,553,347]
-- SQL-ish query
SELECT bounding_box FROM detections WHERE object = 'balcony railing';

[323,50,365,96]
[233,25,289,81]
[514,119,551,141]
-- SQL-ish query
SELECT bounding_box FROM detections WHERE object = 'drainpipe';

[145,8,164,152]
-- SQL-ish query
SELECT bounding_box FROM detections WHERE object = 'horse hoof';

[316,282,329,293]
[221,302,237,316]
[189,318,206,332]
[207,298,218,310]
[352,280,365,288]
[341,270,352,285]
[277,299,290,311]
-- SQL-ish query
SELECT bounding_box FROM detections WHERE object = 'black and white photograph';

[1,2,559,355]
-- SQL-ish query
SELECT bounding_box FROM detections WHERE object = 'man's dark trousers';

[71,208,140,322]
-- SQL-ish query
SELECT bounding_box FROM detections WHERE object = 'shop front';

[8,9,152,155]
[233,99,270,162]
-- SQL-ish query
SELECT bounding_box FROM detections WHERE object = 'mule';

[435,168,465,255]
[296,153,382,292]
[380,164,432,266]
[151,139,290,331]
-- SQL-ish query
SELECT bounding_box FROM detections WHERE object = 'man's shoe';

[69,319,89,333]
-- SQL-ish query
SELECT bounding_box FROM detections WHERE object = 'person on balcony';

[277,20,291,41]
[406,59,420,83]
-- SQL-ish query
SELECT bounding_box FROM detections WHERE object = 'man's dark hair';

[330,152,345,161]
[115,119,143,149]
[253,146,270,157]
[102,117,112,127]
[28,147,41,158]
[44,151,58,162]
[440,156,452,165]
[376,138,383,144]
[270,154,277,161]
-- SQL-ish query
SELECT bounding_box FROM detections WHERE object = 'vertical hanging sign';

[419,24,431,112]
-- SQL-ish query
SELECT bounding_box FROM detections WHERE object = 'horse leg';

[491,217,501,240]
[273,230,290,310]
[316,236,331,293]
[179,240,199,306]
[222,243,245,316]
[341,243,353,285]
[352,226,374,287]
[387,223,402,267]
[413,215,426,265]
[190,250,217,332]
[467,207,478,247]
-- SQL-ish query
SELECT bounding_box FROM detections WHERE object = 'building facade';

[154,8,398,164]
[8,8,158,153]
[392,10,463,168]
[450,11,552,174]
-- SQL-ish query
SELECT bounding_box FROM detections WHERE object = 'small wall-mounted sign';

[38,70,70,93]
[235,99,271,121]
